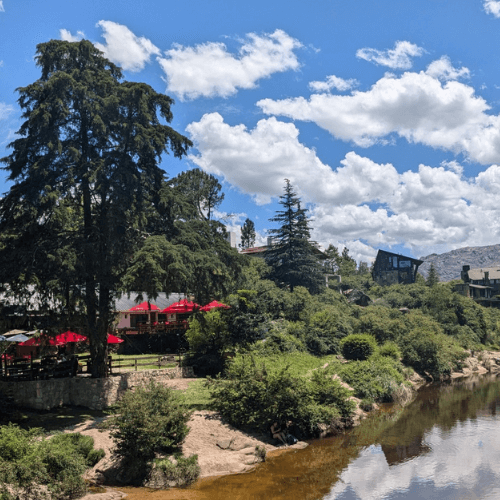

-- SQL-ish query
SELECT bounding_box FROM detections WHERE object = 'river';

[120,374,500,500]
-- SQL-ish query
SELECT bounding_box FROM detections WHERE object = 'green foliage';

[109,381,191,466]
[400,328,466,378]
[304,308,353,355]
[249,321,306,356]
[378,341,402,361]
[340,334,378,361]
[0,424,103,499]
[425,263,440,287]
[240,218,256,249]
[154,454,200,487]
[208,356,355,438]
[265,180,324,294]
[334,356,406,402]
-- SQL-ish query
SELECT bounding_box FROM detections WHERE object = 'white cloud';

[59,29,85,42]
[309,75,358,92]
[187,112,500,257]
[94,20,160,72]
[0,103,13,120]
[257,69,500,164]
[484,0,500,17]
[0,2,4,12]
[158,30,302,100]
[426,56,470,81]
[356,41,425,69]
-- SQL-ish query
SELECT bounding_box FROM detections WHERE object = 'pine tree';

[426,263,440,287]
[265,180,324,293]
[0,40,192,377]
[240,218,256,249]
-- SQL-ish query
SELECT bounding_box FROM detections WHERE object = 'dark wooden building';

[372,250,423,286]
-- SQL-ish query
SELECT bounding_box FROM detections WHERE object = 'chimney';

[485,271,490,283]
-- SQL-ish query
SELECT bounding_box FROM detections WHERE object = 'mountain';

[418,244,500,282]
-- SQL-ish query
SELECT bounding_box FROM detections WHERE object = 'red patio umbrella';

[20,335,65,347]
[162,298,200,314]
[56,331,88,343]
[129,301,160,311]
[107,334,124,344]
[200,300,230,311]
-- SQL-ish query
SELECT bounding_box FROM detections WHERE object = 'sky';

[2,1,500,264]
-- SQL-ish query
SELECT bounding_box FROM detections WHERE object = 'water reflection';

[120,375,500,500]
[327,375,500,499]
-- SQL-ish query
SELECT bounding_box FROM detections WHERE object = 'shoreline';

[77,350,500,499]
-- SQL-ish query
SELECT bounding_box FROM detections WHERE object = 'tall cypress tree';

[0,40,192,377]
[265,180,324,293]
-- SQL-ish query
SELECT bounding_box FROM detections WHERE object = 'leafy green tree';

[338,247,357,277]
[170,168,224,221]
[240,218,256,249]
[323,244,341,274]
[426,263,440,287]
[265,180,324,293]
[0,40,191,377]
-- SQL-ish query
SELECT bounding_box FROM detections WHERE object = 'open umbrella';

[20,335,64,347]
[200,300,230,312]
[129,301,160,311]
[56,331,88,343]
[107,334,124,344]
[7,333,31,343]
[162,298,200,314]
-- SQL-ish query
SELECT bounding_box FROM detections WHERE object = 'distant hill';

[418,244,500,282]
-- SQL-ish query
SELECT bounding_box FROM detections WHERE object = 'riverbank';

[53,350,500,499]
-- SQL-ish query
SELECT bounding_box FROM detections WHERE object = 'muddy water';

[120,375,500,500]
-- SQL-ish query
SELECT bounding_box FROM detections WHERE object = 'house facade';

[455,265,500,306]
[372,250,423,286]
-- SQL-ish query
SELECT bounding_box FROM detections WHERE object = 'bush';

[334,356,406,402]
[109,381,192,466]
[400,329,466,379]
[378,341,402,361]
[340,334,377,361]
[154,454,200,487]
[207,357,355,438]
[0,424,104,499]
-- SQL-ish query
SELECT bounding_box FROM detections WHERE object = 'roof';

[467,267,500,280]
[114,292,184,312]
[374,249,424,266]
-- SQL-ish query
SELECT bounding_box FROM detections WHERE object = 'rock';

[239,446,257,455]
[216,439,234,450]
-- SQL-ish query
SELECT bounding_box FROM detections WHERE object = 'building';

[372,250,423,286]
[454,265,500,306]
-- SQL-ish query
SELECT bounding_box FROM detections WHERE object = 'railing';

[0,353,180,381]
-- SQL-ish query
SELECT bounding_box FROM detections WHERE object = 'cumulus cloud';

[94,20,160,72]
[158,30,302,100]
[356,41,425,69]
[484,0,500,17]
[60,29,85,42]
[309,75,358,92]
[187,112,500,257]
[257,69,500,164]
[426,56,470,81]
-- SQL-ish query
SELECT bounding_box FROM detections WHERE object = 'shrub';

[378,341,402,361]
[400,328,466,379]
[0,424,104,499]
[340,334,377,361]
[109,381,192,466]
[154,454,200,487]
[334,356,406,402]
[207,357,355,438]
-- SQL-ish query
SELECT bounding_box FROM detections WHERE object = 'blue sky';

[2,1,500,263]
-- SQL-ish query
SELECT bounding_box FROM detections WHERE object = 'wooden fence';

[0,354,180,381]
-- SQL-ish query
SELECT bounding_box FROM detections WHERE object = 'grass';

[179,379,211,410]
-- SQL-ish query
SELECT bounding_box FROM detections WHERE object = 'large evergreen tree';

[265,180,324,293]
[0,40,192,377]
[240,218,256,249]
